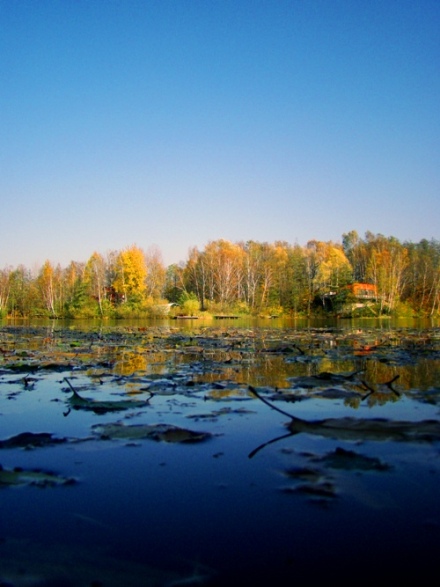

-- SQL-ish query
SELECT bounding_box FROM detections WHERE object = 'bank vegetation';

[1,231,439,319]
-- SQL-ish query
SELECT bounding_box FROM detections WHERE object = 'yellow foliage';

[113,245,147,301]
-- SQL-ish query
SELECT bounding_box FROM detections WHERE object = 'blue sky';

[1,0,439,270]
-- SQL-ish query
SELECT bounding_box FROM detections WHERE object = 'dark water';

[0,320,439,585]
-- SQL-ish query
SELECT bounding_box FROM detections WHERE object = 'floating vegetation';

[187,406,255,421]
[63,377,153,414]
[289,480,337,499]
[0,432,68,449]
[283,466,323,483]
[313,446,391,472]
[248,385,440,455]
[1,323,440,582]
[0,465,76,488]
[92,421,212,443]
[287,414,440,443]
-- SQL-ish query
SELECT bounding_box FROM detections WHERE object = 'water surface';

[1,320,439,585]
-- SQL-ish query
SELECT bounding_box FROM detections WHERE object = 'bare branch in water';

[248,386,299,421]
[248,431,295,459]
[361,375,401,401]
[361,380,375,401]
[249,382,440,454]
[385,374,401,396]
[64,377,80,396]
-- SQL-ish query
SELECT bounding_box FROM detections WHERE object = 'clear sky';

[1,0,439,270]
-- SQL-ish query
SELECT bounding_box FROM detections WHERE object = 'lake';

[1,317,440,585]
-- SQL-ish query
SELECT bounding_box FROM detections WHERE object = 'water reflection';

[86,345,440,406]
[2,320,439,402]
[1,320,440,584]
[3,314,439,331]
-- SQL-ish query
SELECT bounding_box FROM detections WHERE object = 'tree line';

[1,231,439,318]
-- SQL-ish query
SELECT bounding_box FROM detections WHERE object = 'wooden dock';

[213,315,239,319]
[172,315,199,320]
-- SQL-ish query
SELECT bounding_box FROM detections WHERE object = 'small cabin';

[347,283,378,299]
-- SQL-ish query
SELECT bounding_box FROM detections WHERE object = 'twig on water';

[385,374,401,396]
[248,385,298,421]
[361,374,401,400]
[64,377,81,397]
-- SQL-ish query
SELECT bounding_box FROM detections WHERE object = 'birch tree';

[113,245,147,303]
[84,252,107,315]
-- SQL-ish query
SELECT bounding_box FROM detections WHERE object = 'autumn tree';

[342,230,368,282]
[241,241,290,311]
[247,242,279,309]
[203,240,244,310]
[365,235,409,312]
[84,252,107,315]
[240,241,264,311]
[2,234,439,318]
[403,239,440,315]
[144,246,166,300]
[182,246,214,310]
[112,245,147,304]
[37,260,61,316]
[303,241,352,311]
[240,241,307,313]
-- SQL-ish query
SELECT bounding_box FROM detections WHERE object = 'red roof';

[348,283,377,296]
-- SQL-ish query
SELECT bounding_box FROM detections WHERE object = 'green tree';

[164,264,185,304]
[178,292,200,316]
[0,267,11,317]
[282,244,308,313]
[8,265,34,316]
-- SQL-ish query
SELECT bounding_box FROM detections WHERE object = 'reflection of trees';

[114,349,148,376]
[207,388,249,400]
[362,359,440,394]
[344,396,362,409]
[17,326,440,402]
[364,389,400,407]
[108,347,440,396]
[113,349,190,378]
[253,356,314,388]
[400,359,440,391]
[362,361,399,385]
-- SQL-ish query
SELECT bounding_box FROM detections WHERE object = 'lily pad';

[284,466,322,482]
[284,481,337,499]
[92,422,212,443]
[249,386,440,443]
[64,378,152,414]
[287,416,440,443]
[315,447,391,471]
[0,465,76,488]
[187,406,255,421]
[0,432,67,449]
